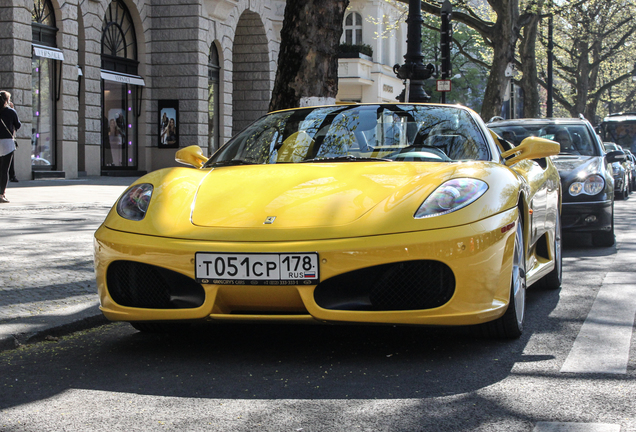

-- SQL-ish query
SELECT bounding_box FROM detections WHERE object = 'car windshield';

[600,120,636,153]
[490,123,602,156]
[205,104,491,167]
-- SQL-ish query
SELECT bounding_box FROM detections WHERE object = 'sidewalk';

[0,176,137,351]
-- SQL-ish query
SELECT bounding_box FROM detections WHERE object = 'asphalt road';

[0,198,635,431]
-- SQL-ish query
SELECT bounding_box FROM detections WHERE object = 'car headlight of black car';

[415,178,488,219]
[116,183,154,221]
[568,175,604,197]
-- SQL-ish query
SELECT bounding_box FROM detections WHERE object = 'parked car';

[598,112,636,153]
[489,117,625,247]
[604,142,630,199]
[95,103,563,339]
[624,149,636,190]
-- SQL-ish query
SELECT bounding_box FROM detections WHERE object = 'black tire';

[541,212,562,290]
[591,206,615,247]
[621,177,628,200]
[616,180,626,200]
[481,218,526,339]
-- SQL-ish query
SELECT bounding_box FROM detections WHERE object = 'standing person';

[0,90,21,203]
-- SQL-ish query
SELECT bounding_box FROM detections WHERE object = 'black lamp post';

[393,0,435,102]
[546,14,554,117]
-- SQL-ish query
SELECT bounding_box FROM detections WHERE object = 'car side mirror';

[501,136,561,166]
[175,145,209,168]
[606,150,627,164]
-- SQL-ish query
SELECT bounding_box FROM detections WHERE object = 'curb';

[0,307,109,352]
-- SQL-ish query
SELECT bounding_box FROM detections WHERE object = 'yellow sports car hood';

[103,162,522,241]
[192,163,445,228]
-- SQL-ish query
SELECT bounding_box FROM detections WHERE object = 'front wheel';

[481,217,526,339]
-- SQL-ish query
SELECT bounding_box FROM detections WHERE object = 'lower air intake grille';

[106,261,205,309]
[314,260,455,311]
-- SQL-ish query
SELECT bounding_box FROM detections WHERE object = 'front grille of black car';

[107,261,205,309]
[314,260,455,311]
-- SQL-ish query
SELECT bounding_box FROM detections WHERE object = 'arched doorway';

[101,0,144,173]
[232,11,270,136]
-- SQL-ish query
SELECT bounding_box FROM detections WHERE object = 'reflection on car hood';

[551,155,602,179]
[102,162,523,242]
[191,163,449,228]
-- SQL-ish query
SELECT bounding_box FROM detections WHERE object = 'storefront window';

[103,81,136,167]
[101,0,140,171]
[32,0,58,170]
[208,44,221,155]
[31,57,55,167]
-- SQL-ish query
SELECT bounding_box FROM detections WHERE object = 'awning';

[32,44,64,61]
[100,70,145,86]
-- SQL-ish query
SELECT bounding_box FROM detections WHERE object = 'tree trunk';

[571,41,590,118]
[269,0,349,112]
[518,13,541,118]
[481,13,517,121]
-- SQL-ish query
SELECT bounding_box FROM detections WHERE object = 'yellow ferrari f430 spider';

[94,103,562,338]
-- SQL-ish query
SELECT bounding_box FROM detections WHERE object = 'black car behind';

[489,117,625,247]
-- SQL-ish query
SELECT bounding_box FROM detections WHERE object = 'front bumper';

[94,208,518,327]
[561,200,613,233]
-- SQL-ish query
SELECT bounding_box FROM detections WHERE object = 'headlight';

[569,175,604,196]
[116,183,153,221]
[415,178,488,219]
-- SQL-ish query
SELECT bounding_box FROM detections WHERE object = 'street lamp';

[546,14,554,117]
[393,0,435,102]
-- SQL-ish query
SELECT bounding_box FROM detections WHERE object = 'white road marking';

[560,272,636,374]
[534,422,620,432]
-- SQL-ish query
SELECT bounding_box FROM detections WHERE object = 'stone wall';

[1,0,284,179]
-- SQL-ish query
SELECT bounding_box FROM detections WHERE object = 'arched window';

[101,0,142,171]
[32,0,55,44]
[32,0,60,171]
[344,12,363,45]
[102,0,137,71]
[208,44,221,154]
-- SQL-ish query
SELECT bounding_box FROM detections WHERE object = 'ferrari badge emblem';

[264,216,276,224]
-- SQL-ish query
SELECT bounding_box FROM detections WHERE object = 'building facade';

[336,0,406,103]
[0,0,405,180]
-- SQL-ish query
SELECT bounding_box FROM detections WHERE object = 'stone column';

[59,0,80,178]
[80,1,103,176]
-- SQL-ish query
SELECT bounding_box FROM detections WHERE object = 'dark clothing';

[0,151,13,195]
[9,156,15,179]
[1,106,20,196]
[0,106,21,138]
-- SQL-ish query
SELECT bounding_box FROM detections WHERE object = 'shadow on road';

[0,280,560,410]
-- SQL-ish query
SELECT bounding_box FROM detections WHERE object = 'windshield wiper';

[301,155,392,163]
[209,159,257,167]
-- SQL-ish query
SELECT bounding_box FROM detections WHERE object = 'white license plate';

[195,252,319,285]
